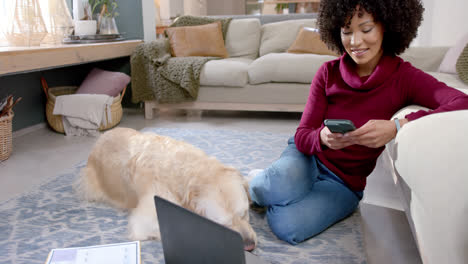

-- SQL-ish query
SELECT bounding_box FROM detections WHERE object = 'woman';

[248,0,468,245]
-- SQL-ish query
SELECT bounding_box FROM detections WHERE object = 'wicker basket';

[45,86,127,134]
[0,111,14,161]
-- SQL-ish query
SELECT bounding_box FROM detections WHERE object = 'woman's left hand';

[345,119,398,148]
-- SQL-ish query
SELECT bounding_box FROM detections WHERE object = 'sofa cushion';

[426,72,468,93]
[287,27,338,56]
[400,47,450,72]
[438,32,468,74]
[248,53,336,84]
[165,22,228,58]
[200,58,253,87]
[456,43,468,84]
[225,18,261,59]
[259,19,317,57]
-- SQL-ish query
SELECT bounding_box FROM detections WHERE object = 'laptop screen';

[154,195,246,264]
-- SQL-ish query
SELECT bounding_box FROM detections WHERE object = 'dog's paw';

[128,228,161,241]
[128,217,161,241]
[128,207,161,241]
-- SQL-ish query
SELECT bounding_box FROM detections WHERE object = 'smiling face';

[341,7,384,76]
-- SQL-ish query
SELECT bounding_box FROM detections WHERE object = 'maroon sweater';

[295,54,468,191]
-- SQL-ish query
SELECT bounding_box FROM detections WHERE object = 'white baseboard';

[13,123,47,139]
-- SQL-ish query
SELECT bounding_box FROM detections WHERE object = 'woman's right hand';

[320,126,355,150]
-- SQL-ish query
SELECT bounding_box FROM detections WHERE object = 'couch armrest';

[130,39,170,103]
[386,105,429,159]
[400,46,450,72]
[390,110,468,264]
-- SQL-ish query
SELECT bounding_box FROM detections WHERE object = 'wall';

[206,0,245,15]
[0,0,145,131]
[170,0,184,17]
[142,0,157,42]
[159,0,184,19]
[184,0,207,16]
[414,0,468,47]
[113,0,145,41]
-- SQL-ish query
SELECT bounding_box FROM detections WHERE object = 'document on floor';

[44,241,140,264]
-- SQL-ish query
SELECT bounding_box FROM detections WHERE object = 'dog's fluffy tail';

[75,163,139,209]
[75,165,108,204]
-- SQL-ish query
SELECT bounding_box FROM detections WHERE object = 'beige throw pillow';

[287,27,338,56]
[166,21,228,58]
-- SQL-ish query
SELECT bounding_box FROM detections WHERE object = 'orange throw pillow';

[287,27,338,56]
[166,21,229,58]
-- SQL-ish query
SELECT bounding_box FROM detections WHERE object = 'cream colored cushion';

[166,21,228,58]
[248,52,336,84]
[426,72,468,92]
[287,27,338,56]
[401,47,450,72]
[393,110,468,264]
[225,18,261,59]
[259,19,317,57]
[199,58,253,87]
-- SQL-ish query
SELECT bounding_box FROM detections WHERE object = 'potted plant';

[275,3,289,14]
[89,0,120,34]
[73,0,97,35]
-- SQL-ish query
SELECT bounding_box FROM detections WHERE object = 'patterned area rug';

[0,128,367,264]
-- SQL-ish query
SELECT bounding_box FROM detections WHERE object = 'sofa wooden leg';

[144,101,156,119]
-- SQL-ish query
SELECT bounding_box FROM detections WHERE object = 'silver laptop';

[154,195,269,264]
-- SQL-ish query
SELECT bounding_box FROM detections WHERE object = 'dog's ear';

[182,184,204,214]
[227,168,252,204]
[225,167,252,204]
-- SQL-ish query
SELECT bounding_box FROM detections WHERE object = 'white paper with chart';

[44,241,140,264]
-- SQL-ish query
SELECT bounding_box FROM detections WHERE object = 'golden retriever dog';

[78,127,257,251]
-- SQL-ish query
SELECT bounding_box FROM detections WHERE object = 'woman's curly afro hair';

[318,0,424,56]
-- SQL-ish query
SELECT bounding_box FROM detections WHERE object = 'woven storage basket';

[0,111,14,161]
[45,86,127,133]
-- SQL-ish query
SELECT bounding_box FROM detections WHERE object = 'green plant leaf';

[91,1,100,14]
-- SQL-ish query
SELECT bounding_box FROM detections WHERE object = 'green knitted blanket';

[130,16,232,104]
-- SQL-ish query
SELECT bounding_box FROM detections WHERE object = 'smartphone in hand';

[324,119,356,134]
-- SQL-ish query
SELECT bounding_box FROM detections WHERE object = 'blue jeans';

[249,137,363,245]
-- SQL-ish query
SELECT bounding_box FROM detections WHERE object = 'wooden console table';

[0,39,143,76]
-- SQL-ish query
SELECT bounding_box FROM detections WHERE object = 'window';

[0,0,72,47]
[0,0,13,47]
